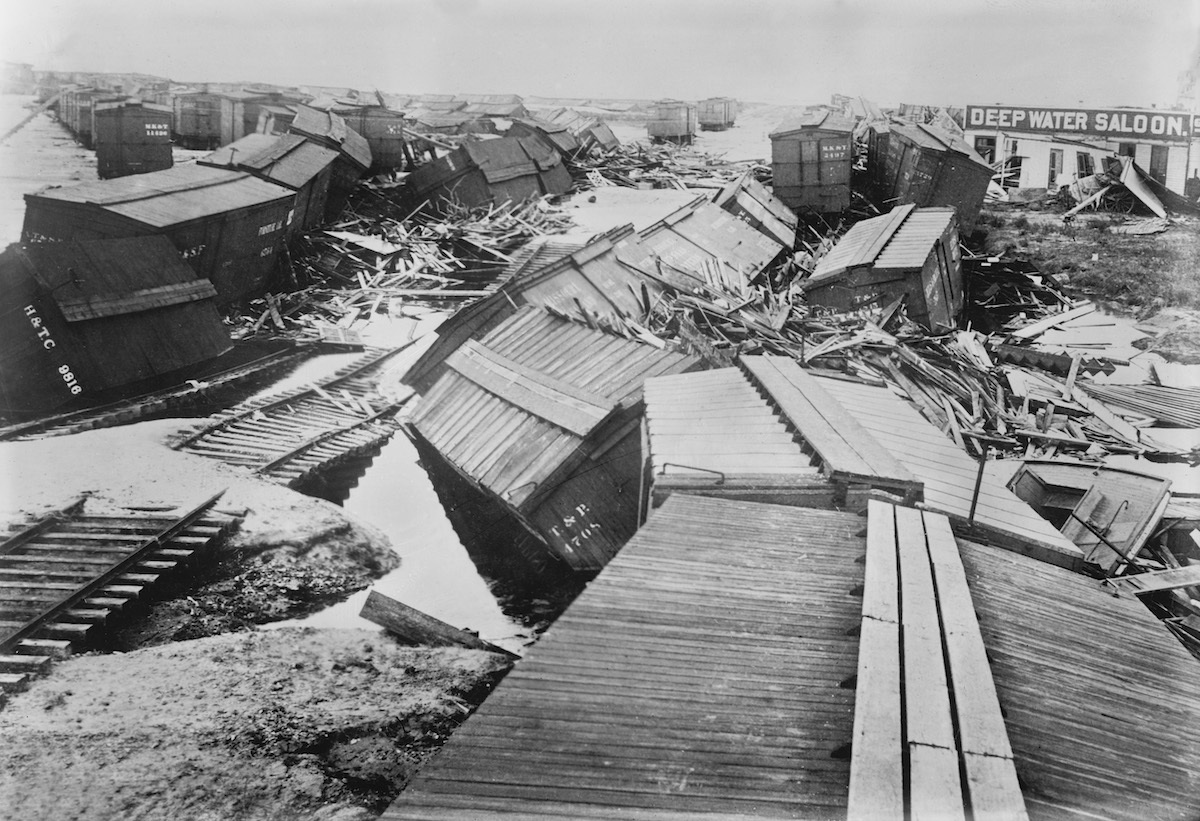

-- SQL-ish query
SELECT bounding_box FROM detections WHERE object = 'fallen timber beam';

[1103,564,1200,596]
[359,589,518,659]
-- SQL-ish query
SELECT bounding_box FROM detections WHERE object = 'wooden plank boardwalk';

[813,374,1083,569]
[849,501,1026,820]
[383,494,867,819]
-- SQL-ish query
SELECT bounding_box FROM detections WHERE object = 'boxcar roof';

[892,122,992,170]
[288,104,372,170]
[409,307,699,509]
[810,204,955,284]
[199,133,340,190]
[28,164,296,227]
[769,110,855,138]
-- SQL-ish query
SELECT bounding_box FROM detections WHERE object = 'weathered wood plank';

[359,589,517,658]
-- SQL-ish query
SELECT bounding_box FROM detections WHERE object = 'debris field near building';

[2,69,1200,819]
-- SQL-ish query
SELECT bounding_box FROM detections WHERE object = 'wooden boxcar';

[407,306,702,571]
[712,169,798,249]
[198,133,338,234]
[646,99,697,145]
[769,111,855,214]
[405,134,572,212]
[0,235,231,415]
[403,225,666,393]
[874,122,993,233]
[62,87,125,148]
[330,102,410,171]
[803,204,962,331]
[506,117,581,159]
[545,107,620,152]
[255,104,297,136]
[93,100,173,180]
[288,104,372,220]
[698,97,738,131]
[22,164,297,306]
[172,89,223,149]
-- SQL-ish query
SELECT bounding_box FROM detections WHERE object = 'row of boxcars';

[645,97,739,144]
[55,85,412,176]
[769,111,992,231]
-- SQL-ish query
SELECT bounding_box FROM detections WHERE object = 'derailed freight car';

[769,111,855,214]
[646,99,697,145]
[22,164,297,306]
[93,99,173,179]
[173,88,223,149]
[803,204,963,331]
[0,235,231,415]
[329,101,410,171]
[288,104,371,221]
[506,117,581,159]
[544,107,620,152]
[698,97,738,131]
[405,135,571,212]
[407,306,702,571]
[199,133,339,234]
[873,122,992,233]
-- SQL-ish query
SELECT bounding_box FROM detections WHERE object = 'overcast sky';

[3,0,1197,108]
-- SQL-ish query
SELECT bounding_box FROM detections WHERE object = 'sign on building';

[965,105,1194,142]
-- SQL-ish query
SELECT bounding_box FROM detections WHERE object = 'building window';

[974,136,996,164]
[1076,152,1095,178]
[1048,149,1064,188]
[1149,144,1169,184]
[1118,142,1137,157]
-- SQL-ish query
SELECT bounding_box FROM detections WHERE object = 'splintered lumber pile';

[569,141,768,191]
[235,194,577,337]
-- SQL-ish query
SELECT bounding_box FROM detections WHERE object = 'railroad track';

[0,492,237,702]
[171,344,416,487]
[0,343,316,442]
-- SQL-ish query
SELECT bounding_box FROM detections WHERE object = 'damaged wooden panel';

[641,366,831,512]
[0,236,231,415]
[544,107,620,152]
[1007,460,1171,573]
[638,197,786,293]
[21,164,297,305]
[288,104,372,219]
[405,135,572,212]
[403,225,667,393]
[407,307,701,571]
[505,117,581,158]
[713,169,798,249]
[384,495,866,819]
[813,374,1084,569]
[199,133,339,233]
[328,101,409,171]
[874,123,992,233]
[770,111,855,214]
[172,88,223,150]
[805,204,963,332]
[93,100,173,180]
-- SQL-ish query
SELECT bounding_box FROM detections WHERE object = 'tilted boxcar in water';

[22,164,297,306]
[646,99,697,145]
[172,89,224,149]
[0,235,231,415]
[288,104,372,221]
[198,133,338,234]
[403,225,666,393]
[873,122,992,233]
[769,111,855,214]
[93,99,173,180]
[698,97,738,131]
[407,306,702,571]
[405,135,571,212]
[804,204,962,332]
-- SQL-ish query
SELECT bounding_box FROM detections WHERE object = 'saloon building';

[963,104,1198,195]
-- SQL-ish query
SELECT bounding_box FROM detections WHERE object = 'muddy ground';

[0,629,510,821]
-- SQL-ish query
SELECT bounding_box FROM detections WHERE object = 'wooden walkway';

[850,501,1025,820]
[383,494,867,819]
[813,374,1083,569]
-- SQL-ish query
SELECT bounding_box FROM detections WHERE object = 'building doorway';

[1048,149,1064,189]
[1148,145,1169,185]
